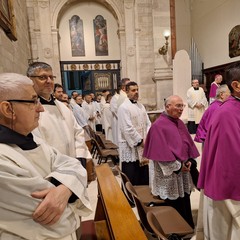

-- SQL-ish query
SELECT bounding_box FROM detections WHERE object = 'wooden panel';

[203,60,240,99]
[94,220,111,240]
[94,164,148,240]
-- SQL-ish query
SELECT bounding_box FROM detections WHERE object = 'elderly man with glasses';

[143,95,200,229]
[0,73,92,239]
[27,62,91,169]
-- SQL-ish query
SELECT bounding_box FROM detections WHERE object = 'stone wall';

[0,0,31,74]
[135,0,156,108]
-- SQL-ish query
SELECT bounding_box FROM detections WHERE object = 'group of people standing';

[110,80,199,229]
[194,67,240,239]
[0,62,92,239]
[116,67,240,240]
[0,60,239,239]
[184,68,240,239]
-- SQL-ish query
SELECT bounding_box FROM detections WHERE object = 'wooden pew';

[94,164,148,240]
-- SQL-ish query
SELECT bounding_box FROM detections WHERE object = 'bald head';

[165,95,185,119]
[165,95,182,106]
[0,73,33,102]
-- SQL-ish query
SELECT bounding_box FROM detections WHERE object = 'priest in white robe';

[110,91,119,145]
[27,62,91,169]
[82,94,97,132]
[118,81,151,185]
[110,78,130,145]
[102,93,113,142]
[0,73,92,240]
[187,79,208,134]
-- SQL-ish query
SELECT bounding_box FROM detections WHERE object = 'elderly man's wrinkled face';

[127,85,139,101]
[9,85,44,136]
[166,97,185,119]
[221,89,231,102]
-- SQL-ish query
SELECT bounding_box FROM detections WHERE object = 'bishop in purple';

[143,95,199,229]
[194,84,230,143]
[198,65,240,239]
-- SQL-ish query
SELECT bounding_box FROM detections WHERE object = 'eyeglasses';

[174,104,186,109]
[8,98,41,107]
[30,75,56,81]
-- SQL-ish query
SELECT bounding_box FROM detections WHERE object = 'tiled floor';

[83,137,202,239]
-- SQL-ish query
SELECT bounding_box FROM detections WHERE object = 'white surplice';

[117,90,127,108]
[92,100,101,125]
[102,102,113,142]
[82,101,96,131]
[187,87,208,124]
[117,98,151,163]
[0,140,92,240]
[32,100,91,159]
[110,93,119,145]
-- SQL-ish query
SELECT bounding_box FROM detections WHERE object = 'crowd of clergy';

[0,60,240,240]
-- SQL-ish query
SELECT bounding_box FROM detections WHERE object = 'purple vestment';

[209,82,219,98]
[198,96,240,200]
[194,100,222,143]
[143,113,199,162]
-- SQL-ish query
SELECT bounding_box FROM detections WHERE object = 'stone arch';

[51,0,124,31]
[50,0,127,78]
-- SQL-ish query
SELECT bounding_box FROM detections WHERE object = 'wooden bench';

[94,164,148,240]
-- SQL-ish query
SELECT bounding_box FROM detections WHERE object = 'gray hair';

[215,84,229,99]
[27,62,52,76]
[164,95,182,107]
[0,73,33,101]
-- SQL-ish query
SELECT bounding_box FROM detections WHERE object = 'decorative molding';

[43,48,53,58]
[127,46,135,56]
[152,67,173,82]
[38,0,49,9]
[124,0,134,9]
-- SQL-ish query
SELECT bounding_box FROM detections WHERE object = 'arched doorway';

[54,0,123,96]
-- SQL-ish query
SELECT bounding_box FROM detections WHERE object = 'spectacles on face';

[30,75,56,81]
[174,104,186,109]
[8,98,41,107]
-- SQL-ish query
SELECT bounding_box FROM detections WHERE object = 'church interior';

[1,0,240,239]
[1,0,240,109]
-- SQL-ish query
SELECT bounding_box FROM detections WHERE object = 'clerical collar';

[0,125,38,150]
[39,95,55,105]
[130,99,137,104]
[193,87,199,90]
[162,112,179,124]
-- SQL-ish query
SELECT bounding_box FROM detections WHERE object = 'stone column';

[51,28,61,82]
[124,0,137,81]
[152,0,173,109]
[118,27,127,78]
[36,0,55,69]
